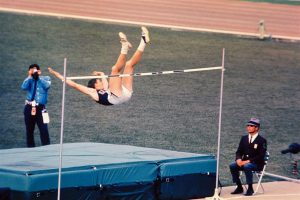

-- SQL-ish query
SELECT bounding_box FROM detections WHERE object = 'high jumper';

[48,26,150,106]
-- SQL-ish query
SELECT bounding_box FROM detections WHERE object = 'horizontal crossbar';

[67,66,223,80]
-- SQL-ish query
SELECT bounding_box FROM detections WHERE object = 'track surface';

[0,0,299,40]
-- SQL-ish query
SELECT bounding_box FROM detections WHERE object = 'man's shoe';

[244,188,254,196]
[230,187,243,194]
[141,26,150,44]
[119,32,132,48]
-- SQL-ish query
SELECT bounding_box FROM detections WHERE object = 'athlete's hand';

[92,71,105,76]
[48,67,55,74]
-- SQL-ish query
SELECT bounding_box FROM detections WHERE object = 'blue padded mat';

[0,143,216,199]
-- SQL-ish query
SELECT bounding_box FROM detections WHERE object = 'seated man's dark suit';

[230,134,267,185]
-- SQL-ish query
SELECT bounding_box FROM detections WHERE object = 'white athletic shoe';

[141,26,150,44]
[119,32,132,48]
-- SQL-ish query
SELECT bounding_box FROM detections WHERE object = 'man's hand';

[28,68,33,77]
[236,159,243,167]
[28,68,41,77]
[236,159,250,167]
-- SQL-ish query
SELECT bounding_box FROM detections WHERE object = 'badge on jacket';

[254,144,258,149]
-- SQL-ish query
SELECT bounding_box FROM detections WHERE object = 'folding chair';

[239,151,270,195]
[253,151,270,194]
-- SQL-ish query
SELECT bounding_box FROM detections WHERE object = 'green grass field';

[0,12,299,185]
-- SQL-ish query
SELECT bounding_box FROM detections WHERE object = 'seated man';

[229,118,267,196]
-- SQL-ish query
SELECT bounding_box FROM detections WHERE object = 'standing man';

[229,118,267,196]
[21,64,51,147]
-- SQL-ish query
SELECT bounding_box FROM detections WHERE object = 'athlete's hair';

[87,79,98,88]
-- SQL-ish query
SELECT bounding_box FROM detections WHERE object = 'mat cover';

[0,143,216,199]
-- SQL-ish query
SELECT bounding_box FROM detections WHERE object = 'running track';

[0,0,299,40]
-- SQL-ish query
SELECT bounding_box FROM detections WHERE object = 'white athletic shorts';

[108,85,132,105]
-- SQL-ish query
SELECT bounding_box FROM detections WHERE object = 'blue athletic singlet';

[97,90,113,106]
[96,87,132,106]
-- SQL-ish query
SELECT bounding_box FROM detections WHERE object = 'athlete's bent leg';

[122,27,150,92]
[109,32,131,96]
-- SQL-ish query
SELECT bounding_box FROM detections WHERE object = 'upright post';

[206,49,225,200]
[57,58,67,200]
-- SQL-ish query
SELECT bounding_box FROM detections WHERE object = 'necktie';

[250,136,252,144]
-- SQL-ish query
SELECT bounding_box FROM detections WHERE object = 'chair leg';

[254,172,265,194]
[254,151,269,195]
[239,171,248,191]
[240,170,267,194]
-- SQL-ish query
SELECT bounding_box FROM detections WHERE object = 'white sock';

[121,43,129,54]
[137,38,146,52]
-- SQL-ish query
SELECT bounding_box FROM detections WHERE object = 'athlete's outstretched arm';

[48,67,99,101]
